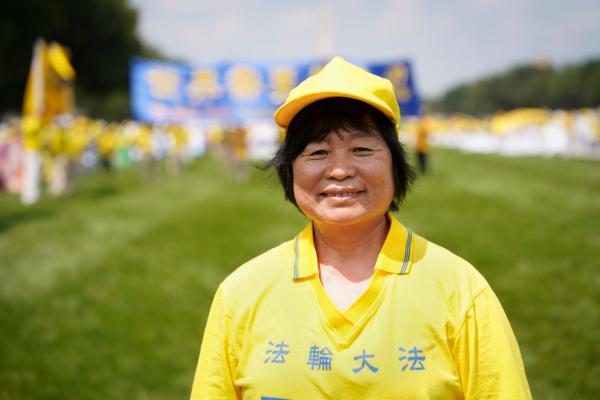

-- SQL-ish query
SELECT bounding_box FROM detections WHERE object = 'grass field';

[1,148,599,399]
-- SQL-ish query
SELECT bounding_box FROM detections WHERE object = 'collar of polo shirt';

[292,213,414,280]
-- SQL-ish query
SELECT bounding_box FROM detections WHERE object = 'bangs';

[285,98,386,159]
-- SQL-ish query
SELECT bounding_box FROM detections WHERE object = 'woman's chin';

[311,207,382,227]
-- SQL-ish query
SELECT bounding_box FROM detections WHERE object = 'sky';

[130,0,600,98]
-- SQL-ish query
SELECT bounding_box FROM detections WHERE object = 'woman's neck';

[313,215,390,281]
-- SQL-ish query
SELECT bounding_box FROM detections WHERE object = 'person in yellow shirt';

[135,123,158,182]
[190,57,531,399]
[415,116,431,174]
[96,123,117,172]
[227,125,249,182]
[46,118,71,196]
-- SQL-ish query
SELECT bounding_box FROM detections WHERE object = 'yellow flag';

[22,39,47,150]
[44,41,76,118]
[22,39,76,150]
[22,38,47,119]
[47,43,76,81]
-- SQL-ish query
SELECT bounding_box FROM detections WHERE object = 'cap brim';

[274,91,397,129]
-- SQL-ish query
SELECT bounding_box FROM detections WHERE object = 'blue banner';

[130,58,421,124]
[368,60,421,118]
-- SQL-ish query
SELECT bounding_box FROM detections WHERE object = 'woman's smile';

[320,186,364,200]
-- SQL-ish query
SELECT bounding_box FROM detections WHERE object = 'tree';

[0,0,160,118]
[429,58,600,115]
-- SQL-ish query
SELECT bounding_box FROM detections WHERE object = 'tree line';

[429,58,600,115]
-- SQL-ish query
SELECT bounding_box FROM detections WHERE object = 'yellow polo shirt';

[191,215,531,399]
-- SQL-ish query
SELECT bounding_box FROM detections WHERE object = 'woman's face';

[292,129,394,228]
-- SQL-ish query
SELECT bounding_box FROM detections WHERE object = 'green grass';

[0,149,599,399]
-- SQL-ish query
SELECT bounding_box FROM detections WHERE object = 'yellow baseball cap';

[274,56,400,129]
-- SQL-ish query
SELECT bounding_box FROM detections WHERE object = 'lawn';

[0,148,598,399]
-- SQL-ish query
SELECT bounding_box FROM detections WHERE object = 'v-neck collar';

[291,214,414,344]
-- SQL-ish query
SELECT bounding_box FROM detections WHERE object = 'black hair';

[268,97,415,211]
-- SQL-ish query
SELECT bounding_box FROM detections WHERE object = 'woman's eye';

[353,147,373,153]
[308,149,328,157]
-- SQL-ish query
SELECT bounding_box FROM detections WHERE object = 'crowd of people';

[0,113,293,205]
[0,115,208,204]
[409,107,600,157]
[1,106,598,205]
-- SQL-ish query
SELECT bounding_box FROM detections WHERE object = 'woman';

[190,57,531,399]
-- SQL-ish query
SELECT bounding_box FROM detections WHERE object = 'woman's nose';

[327,152,356,180]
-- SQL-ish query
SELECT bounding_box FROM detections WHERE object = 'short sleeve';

[452,287,532,400]
[190,285,241,400]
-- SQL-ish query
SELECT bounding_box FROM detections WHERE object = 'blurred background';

[1,0,599,399]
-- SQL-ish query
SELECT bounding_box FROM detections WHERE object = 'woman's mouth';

[323,192,359,197]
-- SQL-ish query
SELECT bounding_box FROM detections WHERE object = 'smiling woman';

[288,101,397,226]
[190,57,532,399]
[292,127,394,228]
